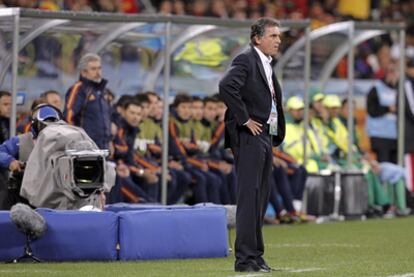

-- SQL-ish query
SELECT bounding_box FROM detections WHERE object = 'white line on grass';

[0,269,60,274]
[229,273,264,277]
[386,274,414,277]
[287,267,324,273]
[228,267,324,276]
[268,243,360,248]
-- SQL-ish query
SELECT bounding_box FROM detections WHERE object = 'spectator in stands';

[173,0,186,15]
[405,59,414,155]
[404,59,414,196]
[209,0,228,18]
[93,0,120,12]
[0,90,11,210]
[169,93,222,204]
[340,98,360,152]
[392,24,414,61]
[367,43,393,79]
[158,0,173,14]
[111,97,160,202]
[134,92,162,155]
[191,96,209,148]
[64,53,112,150]
[40,90,63,111]
[366,63,399,163]
[0,91,11,144]
[283,96,322,173]
[189,0,209,16]
[63,0,93,12]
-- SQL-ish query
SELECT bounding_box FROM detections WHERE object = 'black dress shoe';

[258,263,274,272]
[235,263,263,272]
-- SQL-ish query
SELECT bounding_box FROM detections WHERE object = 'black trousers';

[370,137,397,164]
[232,129,273,267]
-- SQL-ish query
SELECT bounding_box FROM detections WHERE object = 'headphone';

[30,104,63,138]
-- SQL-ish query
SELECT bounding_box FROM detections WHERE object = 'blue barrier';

[0,205,228,261]
[118,207,228,260]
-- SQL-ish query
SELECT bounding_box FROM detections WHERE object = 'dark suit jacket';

[219,46,286,149]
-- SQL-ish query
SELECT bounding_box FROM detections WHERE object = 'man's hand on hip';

[245,119,262,136]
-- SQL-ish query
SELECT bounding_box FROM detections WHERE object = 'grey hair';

[78,53,101,71]
[250,17,280,44]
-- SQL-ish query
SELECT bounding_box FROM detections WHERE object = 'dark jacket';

[219,46,285,148]
[366,80,396,117]
[405,77,414,153]
[0,116,10,144]
[113,117,139,166]
[63,76,111,149]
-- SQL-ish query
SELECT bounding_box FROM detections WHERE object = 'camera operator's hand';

[9,160,24,173]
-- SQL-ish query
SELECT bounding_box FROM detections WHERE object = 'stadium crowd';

[2,1,414,82]
[1,49,414,223]
[1,0,413,24]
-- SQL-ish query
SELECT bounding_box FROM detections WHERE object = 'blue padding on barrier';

[118,207,228,260]
[31,210,119,261]
[105,203,190,212]
[0,211,26,261]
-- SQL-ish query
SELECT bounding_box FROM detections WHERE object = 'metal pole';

[10,9,20,138]
[161,21,172,205]
[346,21,355,169]
[397,29,406,166]
[302,26,311,165]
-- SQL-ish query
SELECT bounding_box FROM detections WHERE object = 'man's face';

[289,108,304,120]
[147,94,159,118]
[327,107,340,118]
[46,93,62,111]
[385,65,399,86]
[176,102,192,121]
[0,95,11,118]
[216,101,227,121]
[140,102,150,119]
[255,26,282,57]
[81,60,102,83]
[203,101,217,122]
[154,101,163,120]
[124,104,142,127]
[191,100,204,121]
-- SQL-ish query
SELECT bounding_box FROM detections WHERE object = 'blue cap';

[36,106,60,122]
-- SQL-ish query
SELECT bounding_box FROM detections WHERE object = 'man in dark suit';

[219,17,285,273]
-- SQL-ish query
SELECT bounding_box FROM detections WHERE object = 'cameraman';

[0,104,61,209]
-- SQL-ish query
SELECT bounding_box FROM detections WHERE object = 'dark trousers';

[232,130,273,267]
[288,165,307,200]
[167,169,192,204]
[273,166,295,213]
[370,137,397,164]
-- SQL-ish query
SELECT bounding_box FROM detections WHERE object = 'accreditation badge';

[267,101,278,136]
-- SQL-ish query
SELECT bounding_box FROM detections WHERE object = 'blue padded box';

[118,207,228,260]
[105,203,190,212]
[31,209,119,261]
[0,211,26,261]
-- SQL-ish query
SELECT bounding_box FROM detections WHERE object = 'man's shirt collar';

[254,46,272,65]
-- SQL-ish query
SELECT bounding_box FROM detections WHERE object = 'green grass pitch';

[2,217,414,277]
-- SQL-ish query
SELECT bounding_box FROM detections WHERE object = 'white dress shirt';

[254,46,275,96]
[254,46,277,123]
